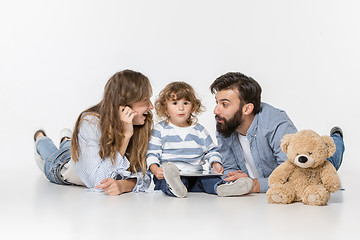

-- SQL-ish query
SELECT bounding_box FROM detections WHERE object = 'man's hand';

[224,170,260,193]
[150,164,164,179]
[211,162,224,174]
[224,170,248,182]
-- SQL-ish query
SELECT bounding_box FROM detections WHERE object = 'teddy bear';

[266,129,341,206]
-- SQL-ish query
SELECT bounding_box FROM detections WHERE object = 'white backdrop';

[0,0,359,180]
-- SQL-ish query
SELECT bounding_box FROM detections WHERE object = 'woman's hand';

[211,162,224,174]
[149,164,164,180]
[94,177,124,196]
[119,106,137,138]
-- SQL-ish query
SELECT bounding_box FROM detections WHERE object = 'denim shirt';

[216,102,297,193]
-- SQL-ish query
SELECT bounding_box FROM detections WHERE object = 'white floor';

[1,158,359,240]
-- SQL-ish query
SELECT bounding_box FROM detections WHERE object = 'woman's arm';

[95,178,137,195]
[118,106,137,157]
[74,116,131,189]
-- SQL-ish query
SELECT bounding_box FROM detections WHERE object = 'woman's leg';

[36,136,59,162]
[36,136,71,185]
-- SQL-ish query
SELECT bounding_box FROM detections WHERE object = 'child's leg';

[162,162,188,197]
[153,175,189,197]
[197,176,224,195]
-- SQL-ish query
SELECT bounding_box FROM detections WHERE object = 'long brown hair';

[71,70,153,175]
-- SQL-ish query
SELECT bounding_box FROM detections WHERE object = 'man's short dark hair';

[210,72,262,114]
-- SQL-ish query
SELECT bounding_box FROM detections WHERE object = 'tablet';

[179,170,223,177]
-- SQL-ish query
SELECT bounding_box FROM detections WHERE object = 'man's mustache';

[215,115,226,122]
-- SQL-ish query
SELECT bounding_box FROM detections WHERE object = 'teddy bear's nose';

[298,156,308,163]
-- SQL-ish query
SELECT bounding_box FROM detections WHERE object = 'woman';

[34,69,154,195]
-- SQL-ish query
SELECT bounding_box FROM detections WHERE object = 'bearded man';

[211,72,345,195]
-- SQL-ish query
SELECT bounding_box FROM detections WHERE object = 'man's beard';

[215,108,243,138]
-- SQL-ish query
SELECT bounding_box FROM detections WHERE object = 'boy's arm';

[149,164,164,180]
[202,126,222,168]
[146,126,163,169]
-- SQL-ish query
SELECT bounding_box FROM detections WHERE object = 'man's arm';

[215,132,239,175]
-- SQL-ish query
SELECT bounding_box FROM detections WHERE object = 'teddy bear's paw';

[307,194,318,203]
[304,194,326,206]
[303,186,330,206]
[267,185,295,204]
[271,194,284,203]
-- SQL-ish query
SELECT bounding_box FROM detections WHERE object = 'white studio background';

[0,0,359,187]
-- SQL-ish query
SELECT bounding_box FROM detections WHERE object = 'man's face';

[214,89,243,137]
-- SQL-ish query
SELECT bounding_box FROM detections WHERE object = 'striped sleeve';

[200,125,222,166]
[146,123,163,169]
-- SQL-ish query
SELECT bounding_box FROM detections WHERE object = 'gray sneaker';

[217,177,253,197]
[163,162,187,198]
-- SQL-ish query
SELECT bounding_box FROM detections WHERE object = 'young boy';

[146,81,253,197]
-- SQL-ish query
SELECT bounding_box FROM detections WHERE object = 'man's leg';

[328,126,345,170]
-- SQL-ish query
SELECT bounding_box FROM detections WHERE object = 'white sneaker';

[60,128,72,144]
[163,162,187,198]
[217,177,253,197]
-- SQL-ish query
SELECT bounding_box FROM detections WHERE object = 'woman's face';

[131,98,154,125]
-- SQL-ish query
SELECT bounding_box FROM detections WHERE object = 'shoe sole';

[217,177,253,197]
[163,163,187,198]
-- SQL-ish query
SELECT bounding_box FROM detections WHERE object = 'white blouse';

[73,114,151,192]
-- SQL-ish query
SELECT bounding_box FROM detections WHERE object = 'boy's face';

[166,98,193,127]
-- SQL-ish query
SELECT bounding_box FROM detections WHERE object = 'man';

[211,72,345,195]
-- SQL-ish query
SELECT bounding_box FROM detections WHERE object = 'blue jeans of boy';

[153,175,225,197]
[35,136,72,185]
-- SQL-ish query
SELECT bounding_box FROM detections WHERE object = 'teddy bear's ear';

[281,134,295,154]
[321,136,336,158]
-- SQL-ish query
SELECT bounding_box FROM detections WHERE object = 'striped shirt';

[73,114,151,192]
[146,121,222,171]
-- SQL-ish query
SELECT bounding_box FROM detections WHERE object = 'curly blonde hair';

[155,81,204,125]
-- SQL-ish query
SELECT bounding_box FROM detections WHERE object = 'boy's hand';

[150,164,164,179]
[211,162,224,174]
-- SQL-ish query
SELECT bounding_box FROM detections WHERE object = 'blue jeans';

[35,136,72,185]
[153,175,225,197]
[328,134,345,170]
